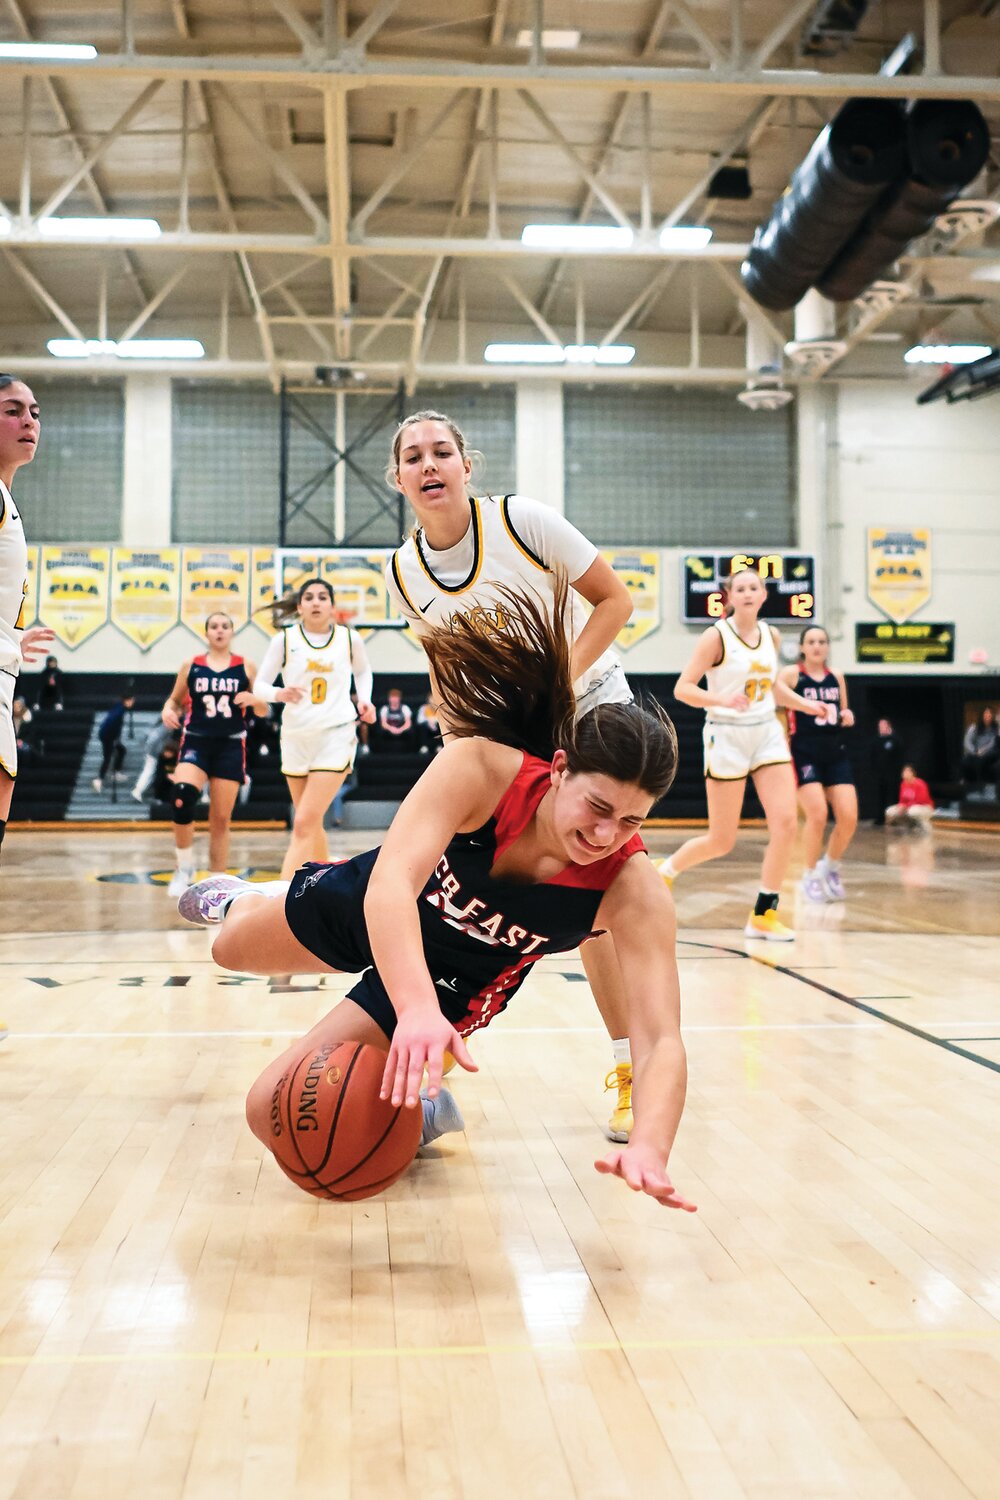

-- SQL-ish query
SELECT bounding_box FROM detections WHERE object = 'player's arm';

[365,738,521,1106]
[771,631,823,715]
[348,631,376,723]
[252,632,305,706]
[834,668,855,727]
[673,627,737,710]
[162,662,192,730]
[568,554,633,681]
[234,661,270,717]
[596,856,696,1211]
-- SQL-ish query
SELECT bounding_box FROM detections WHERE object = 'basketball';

[267,1040,423,1202]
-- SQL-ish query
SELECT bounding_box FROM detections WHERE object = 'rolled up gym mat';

[818,100,990,302]
[741,99,907,312]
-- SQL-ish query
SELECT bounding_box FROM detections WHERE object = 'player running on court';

[253,577,376,882]
[180,578,694,1211]
[659,567,826,941]
[384,409,641,1141]
[162,612,268,897]
[779,624,857,903]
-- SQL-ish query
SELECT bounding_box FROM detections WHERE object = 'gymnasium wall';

[11,372,1000,690]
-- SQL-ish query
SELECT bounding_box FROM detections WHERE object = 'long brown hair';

[423,575,678,801]
[255,575,334,630]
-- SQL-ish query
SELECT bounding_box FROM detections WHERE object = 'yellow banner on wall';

[251,547,277,633]
[38,545,111,648]
[867,527,932,624]
[180,547,251,638]
[23,544,39,629]
[601,548,662,649]
[110,548,181,650]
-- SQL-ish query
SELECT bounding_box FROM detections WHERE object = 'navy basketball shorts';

[178,732,246,783]
[792,744,854,789]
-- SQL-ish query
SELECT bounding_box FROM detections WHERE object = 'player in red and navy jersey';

[161,612,269,897]
[179,580,695,1212]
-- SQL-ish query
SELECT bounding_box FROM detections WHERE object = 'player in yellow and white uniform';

[254,577,375,881]
[661,568,826,942]
[384,409,642,1143]
[0,375,55,866]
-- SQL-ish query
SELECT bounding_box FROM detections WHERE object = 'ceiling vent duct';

[741,100,907,313]
[784,289,847,376]
[817,101,991,302]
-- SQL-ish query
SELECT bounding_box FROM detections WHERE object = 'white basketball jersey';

[0,480,29,677]
[705,616,779,725]
[278,623,358,733]
[387,494,620,699]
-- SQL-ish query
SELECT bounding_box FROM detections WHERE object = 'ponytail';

[254,575,334,630]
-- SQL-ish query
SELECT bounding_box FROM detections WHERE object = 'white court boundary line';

[10,1020,994,1041]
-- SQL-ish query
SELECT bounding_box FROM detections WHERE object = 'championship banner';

[110,548,181,650]
[602,549,661,649]
[23,544,39,629]
[251,547,277,633]
[320,550,393,638]
[866,527,932,624]
[38,545,111,649]
[180,547,251,639]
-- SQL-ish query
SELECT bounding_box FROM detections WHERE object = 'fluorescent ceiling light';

[484,343,635,366]
[39,216,162,240]
[0,42,97,59]
[47,338,205,360]
[658,226,713,249]
[514,29,581,48]
[521,224,633,250]
[904,343,991,365]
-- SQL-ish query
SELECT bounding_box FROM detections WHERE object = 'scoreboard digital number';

[682,552,816,623]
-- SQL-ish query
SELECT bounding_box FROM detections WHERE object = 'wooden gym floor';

[1,823,998,1500]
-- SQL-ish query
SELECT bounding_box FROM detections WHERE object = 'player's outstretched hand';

[20,625,55,663]
[595,1144,697,1211]
[380,1011,477,1109]
[162,702,181,730]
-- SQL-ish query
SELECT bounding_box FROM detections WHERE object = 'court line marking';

[1,1327,997,1370]
[684,941,1000,1076]
[4,1022,891,1040]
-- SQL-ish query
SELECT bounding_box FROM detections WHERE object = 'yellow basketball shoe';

[604,1064,633,1142]
[743,908,795,942]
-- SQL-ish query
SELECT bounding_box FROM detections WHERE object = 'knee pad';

[172,781,201,825]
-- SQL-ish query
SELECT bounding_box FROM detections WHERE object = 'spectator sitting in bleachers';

[12,696,36,762]
[152,736,181,805]
[416,693,443,756]
[886,764,935,831]
[377,686,413,750]
[33,654,65,713]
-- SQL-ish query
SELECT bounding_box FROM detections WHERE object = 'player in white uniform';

[0,375,55,868]
[660,568,825,941]
[385,409,642,1141]
[254,577,376,881]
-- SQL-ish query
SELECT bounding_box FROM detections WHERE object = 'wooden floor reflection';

[1,824,998,1499]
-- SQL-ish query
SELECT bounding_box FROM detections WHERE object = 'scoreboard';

[681,552,816,623]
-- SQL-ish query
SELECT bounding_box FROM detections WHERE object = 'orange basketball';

[267,1040,423,1201]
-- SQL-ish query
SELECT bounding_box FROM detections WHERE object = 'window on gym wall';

[172,383,281,542]
[14,382,124,541]
[563,387,795,546]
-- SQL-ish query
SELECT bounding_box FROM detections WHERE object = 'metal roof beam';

[32,81,163,223]
[115,265,187,342]
[218,86,329,236]
[347,0,404,54]
[350,88,470,235]
[3,55,1000,99]
[2,248,86,339]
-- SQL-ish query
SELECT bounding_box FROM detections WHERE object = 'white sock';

[177,852,195,875]
[824,856,841,873]
[658,856,678,880]
[612,1037,631,1066]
